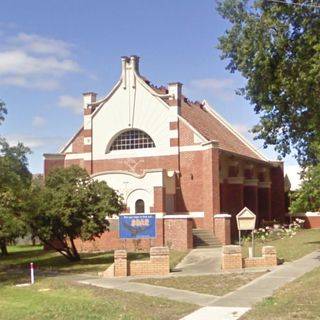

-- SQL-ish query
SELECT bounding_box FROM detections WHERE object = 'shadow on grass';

[305,241,320,245]
[0,246,149,279]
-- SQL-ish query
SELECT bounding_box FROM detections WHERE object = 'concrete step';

[192,228,222,248]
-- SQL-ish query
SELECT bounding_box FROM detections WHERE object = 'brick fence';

[221,245,277,271]
[101,246,170,277]
[72,217,193,252]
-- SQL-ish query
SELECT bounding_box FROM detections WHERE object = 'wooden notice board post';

[236,207,257,256]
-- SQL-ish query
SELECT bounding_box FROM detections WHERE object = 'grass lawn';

[0,246,193,319]
[242,266,320,320]
[0,245,187,276]
[133,272,265,296]
[0,277,197,320]
[242,229,320,262]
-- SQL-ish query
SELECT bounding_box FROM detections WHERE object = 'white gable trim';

[59,126,83,154]
[202,100,269,161]
[90,80,122,119]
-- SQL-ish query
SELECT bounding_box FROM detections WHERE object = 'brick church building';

[44,56,285,251]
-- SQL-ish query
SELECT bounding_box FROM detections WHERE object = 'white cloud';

[58,95,83,114]
[32,116,46,128]
[9,33,72,57]
[0,76,60,90]
[0,32,80,91]
[284,164,302,191]
[187,78,237,102]
[6,134,64,149]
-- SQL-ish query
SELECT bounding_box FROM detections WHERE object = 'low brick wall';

[221,245,242,270]
[296,213,320,229]
[102,246,170,277]
[222,245,277,271]
[243,246,277,268]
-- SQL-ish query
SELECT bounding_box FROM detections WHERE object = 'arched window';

[109,129,155,151]
[135,199,145,214]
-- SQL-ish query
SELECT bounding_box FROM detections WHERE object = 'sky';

[0,0,301,189]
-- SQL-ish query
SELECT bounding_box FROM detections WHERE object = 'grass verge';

[133,272,265,296]
[0,277,197,320]
[242,266,320,320]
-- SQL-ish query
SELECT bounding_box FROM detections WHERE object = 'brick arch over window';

[108,129,155,152]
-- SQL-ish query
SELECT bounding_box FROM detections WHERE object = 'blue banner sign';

[119,214,156,239]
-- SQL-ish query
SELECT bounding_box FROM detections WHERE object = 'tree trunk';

[69,238,80,261]
[0,239,8,256]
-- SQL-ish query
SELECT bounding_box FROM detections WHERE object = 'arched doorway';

[135,199,145,214]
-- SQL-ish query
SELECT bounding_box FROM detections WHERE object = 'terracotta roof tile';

[141,77,264,161]
[179,98,264,160]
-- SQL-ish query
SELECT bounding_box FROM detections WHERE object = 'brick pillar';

[202,143,220,231]
[114,250,127,277]
[270,163,285,222]
[150,246,170,275]
[214,214,231,245]
[153,187,166,213]
[258,182,271,223]
[221,245,242,270]
[226,177,244,240]
[262,246,277,266]
[220,180,228,213]
[164,217,193,250]
[243,179,259,214]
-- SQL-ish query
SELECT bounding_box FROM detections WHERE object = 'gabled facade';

[44,56,285,249]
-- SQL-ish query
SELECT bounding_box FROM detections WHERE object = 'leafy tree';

[0,139,32,255]
[0,99,7,125]
[217,0,320,166]
[26,166,124,261]
[290,164,320,213]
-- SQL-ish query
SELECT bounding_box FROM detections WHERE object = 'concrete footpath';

[182,249,320,319]
[64,249,320,320]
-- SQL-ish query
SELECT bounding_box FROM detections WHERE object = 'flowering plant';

[243,218,305,243]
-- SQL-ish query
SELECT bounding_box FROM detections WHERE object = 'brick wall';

[214,214,231,245]
[221,245,277,270]
[177,151,204,213]
[220,182,244,240]
[44,157,65,176]
[294,214,320,229]
[164,218,193,250]
[74,219,164,252]
[73,217,193,252]
[243,246,277,268]
[243,185,258,214]
[270,165,285,222]
[72,128,85,153]
[202,147,220,230]
[102,246,170,277]
[179,121,199,146]
[91,155,179,175]
[258,187,271,221]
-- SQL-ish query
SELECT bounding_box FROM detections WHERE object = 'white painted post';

[30,262,34,284]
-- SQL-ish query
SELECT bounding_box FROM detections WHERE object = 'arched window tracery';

[109,129,155,151]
